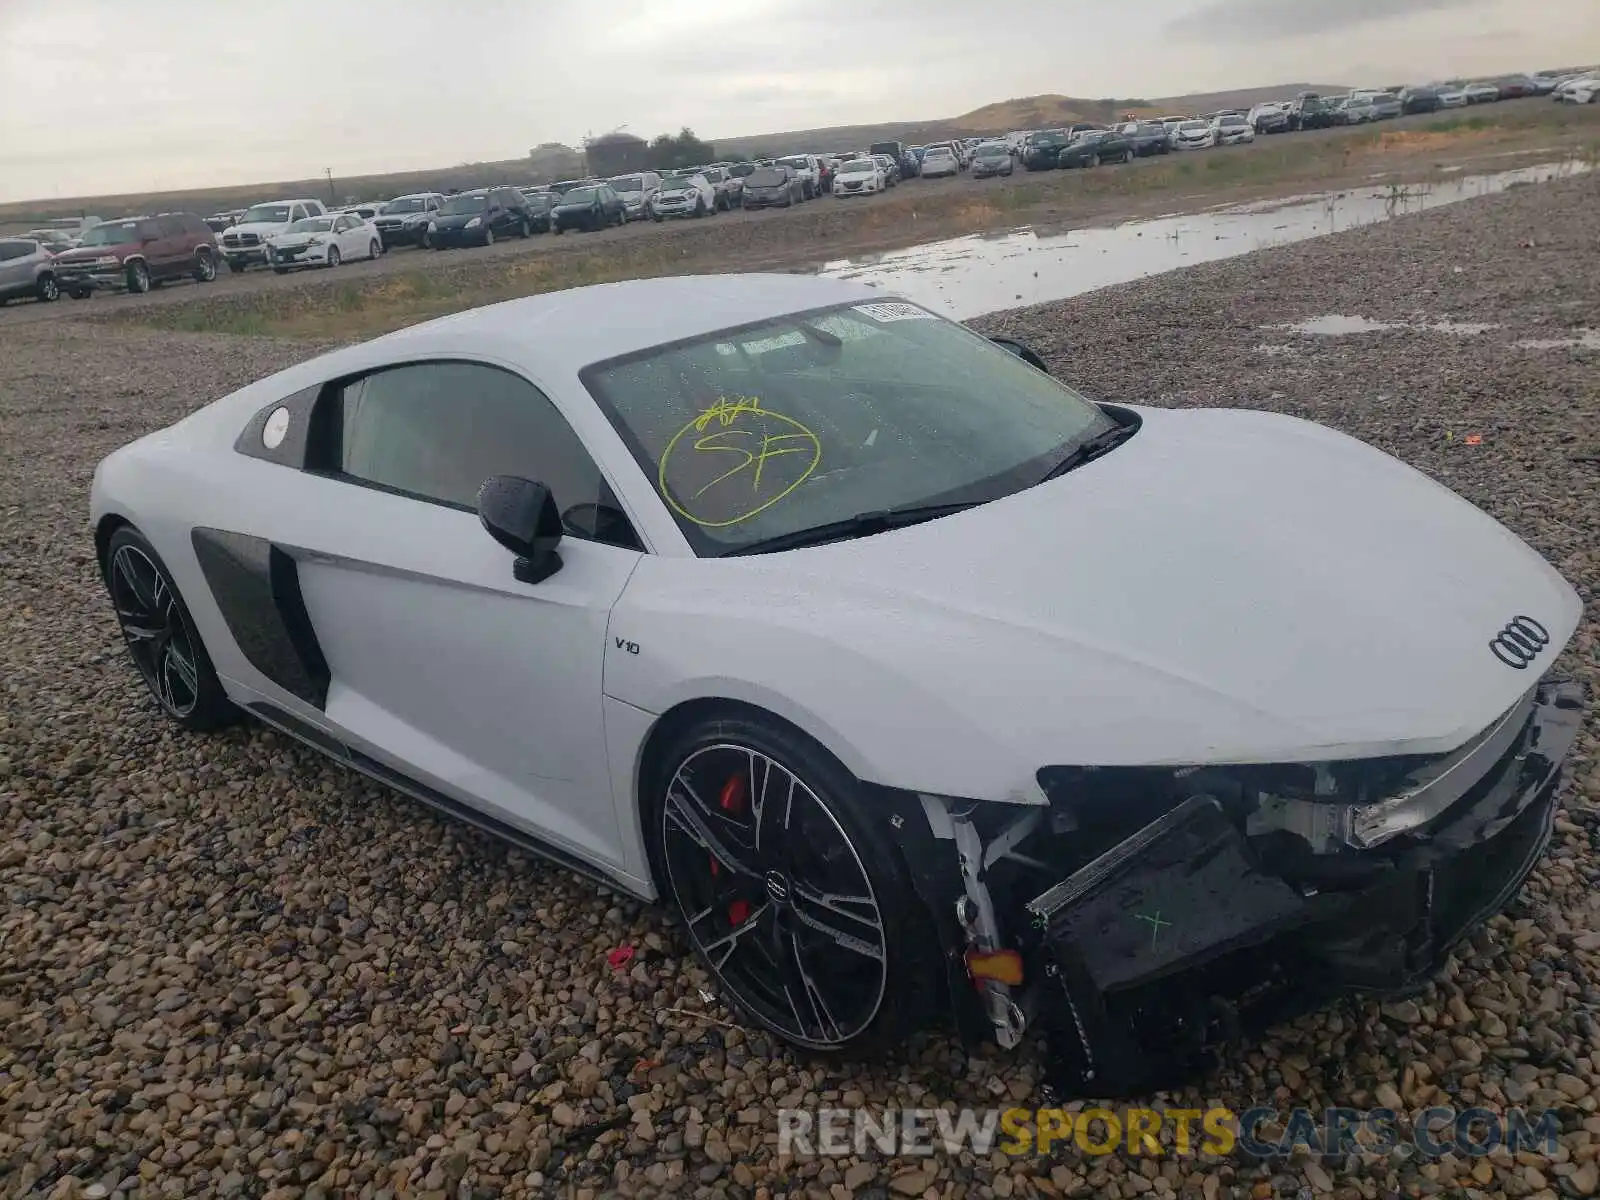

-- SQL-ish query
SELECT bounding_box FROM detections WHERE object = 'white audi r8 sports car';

[91,274,1585,1094]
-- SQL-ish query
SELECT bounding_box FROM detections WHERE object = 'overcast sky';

[1,0,1594,202]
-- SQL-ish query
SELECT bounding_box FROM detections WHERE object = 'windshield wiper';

[720,501,982,557]
[1036,422,1137,484]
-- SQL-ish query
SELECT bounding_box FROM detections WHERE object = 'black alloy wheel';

[651,718,933,1053]
[104,528,236,731]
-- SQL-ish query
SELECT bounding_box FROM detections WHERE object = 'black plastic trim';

[245,701,615,887]
[191,528,330,708]
[234,384,322,469]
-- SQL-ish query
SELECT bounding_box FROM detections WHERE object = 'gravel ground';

[3,174,1599,1200]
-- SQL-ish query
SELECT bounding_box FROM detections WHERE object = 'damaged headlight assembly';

[899,679,1582,1097]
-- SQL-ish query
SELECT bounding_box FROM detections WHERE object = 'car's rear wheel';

[125,261,150,294]
[193,249,217,282]
[36,273,59,302]
[103,526,237,732]
[646,711,934,1055]
[369,239,382,259]
[69,288,92,300]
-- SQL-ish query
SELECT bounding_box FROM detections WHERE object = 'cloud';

[1166,0,1486,40]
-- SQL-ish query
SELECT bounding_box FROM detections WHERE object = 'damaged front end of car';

[886,677,1586,1096]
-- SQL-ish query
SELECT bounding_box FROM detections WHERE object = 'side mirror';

[988,336,1051,374]
[477,475,563,584]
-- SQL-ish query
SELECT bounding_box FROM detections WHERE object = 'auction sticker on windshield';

[852,302,937,323]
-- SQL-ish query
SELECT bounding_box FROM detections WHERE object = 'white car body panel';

[652,175,716,218]
[266,214,380,267]
[90,274,1583,900]
[921,151,959,178]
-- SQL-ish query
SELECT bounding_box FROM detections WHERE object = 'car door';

[337,214,364,257]
[0,240,32,298]
[212,358,645,867]
[149,216,185,279]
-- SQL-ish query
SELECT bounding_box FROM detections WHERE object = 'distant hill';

[0,81,1349,224]
[708,83,1349,157]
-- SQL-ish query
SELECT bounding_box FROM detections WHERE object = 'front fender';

[603,578,1050,807]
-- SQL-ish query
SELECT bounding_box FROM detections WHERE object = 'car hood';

[228,221,294,237]
[55,244,135,263]
[266,232,320,246]
[623,406,1580,774]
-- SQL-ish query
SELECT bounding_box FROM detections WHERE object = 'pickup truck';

[774,154,821,200]
[219,198,327,271]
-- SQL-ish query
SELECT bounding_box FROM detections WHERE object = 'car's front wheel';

[103,526,238,732]
[125,260,150,294]
[35,273,59,302]
[193,249,217,283]
[646,711,934,1055]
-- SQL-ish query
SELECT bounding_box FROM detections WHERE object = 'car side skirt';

[244,700,626,893]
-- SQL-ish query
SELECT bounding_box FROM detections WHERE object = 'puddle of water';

[1272,316,1501,336]
[819,159,1592,320]
[1516,330,1600,350]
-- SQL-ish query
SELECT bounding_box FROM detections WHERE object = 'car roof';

[359,274,885,378]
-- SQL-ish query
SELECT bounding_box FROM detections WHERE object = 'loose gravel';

[3,173,1599,1200]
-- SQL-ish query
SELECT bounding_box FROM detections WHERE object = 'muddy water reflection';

[818,160,1592,320]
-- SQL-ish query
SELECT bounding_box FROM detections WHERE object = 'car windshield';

[1179,121,1209,131]
[1218,116,1247,126]
[729,163,757,177]
[581,300,1116,555]
[1029,131,1067,146]
[975,144,1008,156]
[840,160,876,174]
[383,196,429,213]
[746,169,786,186]
[240,204,292,223]
[561,187,597,204]
[439,194,490,214]
[289,217,335,233]
[608,176,643,192]
[80,220,141,246]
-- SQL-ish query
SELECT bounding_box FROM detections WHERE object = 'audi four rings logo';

[1489,615,1550,669]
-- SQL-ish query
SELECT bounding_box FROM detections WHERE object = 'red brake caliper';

[714,774,750,925]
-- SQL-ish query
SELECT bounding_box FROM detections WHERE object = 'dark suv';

[52,213,219,297]
[429,188,536,248]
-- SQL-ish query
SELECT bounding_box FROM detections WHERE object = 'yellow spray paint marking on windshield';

[658,395,822,528]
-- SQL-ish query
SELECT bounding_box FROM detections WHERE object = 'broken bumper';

[904,678,1585,1096]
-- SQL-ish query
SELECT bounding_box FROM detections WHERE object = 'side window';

[158,216,186,237]
[324,362,638,547]
[0,241,29,262]
[136,221,160,242]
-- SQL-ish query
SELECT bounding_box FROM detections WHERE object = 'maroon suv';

[53,213,220,297]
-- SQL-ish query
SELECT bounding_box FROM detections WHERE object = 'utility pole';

[324,167,337,205]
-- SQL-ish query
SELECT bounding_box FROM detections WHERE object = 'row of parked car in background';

[4,67,1594,307]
